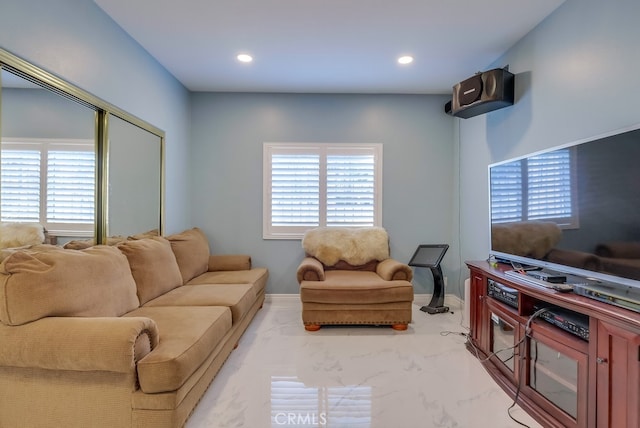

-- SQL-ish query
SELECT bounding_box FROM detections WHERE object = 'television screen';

[489,124,640,289]
[409,244,448,268]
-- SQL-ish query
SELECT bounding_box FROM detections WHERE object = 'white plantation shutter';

[490,160,523,223]
[491,147,577,227]
[0,149,41,222]
[1,139,95,233]
[326,153,375,226]
[264,143,382,239]
[271,153,320,227]
[527,150,574,221]
[47,150,95,224]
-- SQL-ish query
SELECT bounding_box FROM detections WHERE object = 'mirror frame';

[0,48,165,243]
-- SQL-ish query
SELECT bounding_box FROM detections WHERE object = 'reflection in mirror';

[1,68,96,246]
[1,48,165,245]
[107,114,162,238]
[271,376,371,426]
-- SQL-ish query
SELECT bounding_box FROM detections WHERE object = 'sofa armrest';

[595,241,640,259]
[377,258,413,281]
[545,248,602,271]
[208,254,252,271]
[0,316,158,373]
[297,257,325,283]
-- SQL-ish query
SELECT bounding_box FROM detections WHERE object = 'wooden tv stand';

[466,261,640,428]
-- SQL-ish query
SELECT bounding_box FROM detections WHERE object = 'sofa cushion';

[124,306,232,393]
[0,246,139,326]
[186,267,269,297]
[208,254,252,271]
[300,271,414,304]
[166,228,210,284]
[117,237,183,305]
[144,284,255,324]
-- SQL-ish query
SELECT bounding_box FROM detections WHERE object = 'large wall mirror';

[106,114,163,238]
[0,48,164,245]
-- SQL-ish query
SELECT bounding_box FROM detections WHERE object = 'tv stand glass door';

[525,329,588,426]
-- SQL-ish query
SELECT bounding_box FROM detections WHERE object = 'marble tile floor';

[186,296,541,428]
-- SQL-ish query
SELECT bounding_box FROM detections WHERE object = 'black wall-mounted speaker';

[451,68,514,119]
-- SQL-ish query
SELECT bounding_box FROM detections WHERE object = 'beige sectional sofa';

[0,227,268,428]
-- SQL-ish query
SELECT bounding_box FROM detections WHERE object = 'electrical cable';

[449,307,550,427]
[506,307,549,427]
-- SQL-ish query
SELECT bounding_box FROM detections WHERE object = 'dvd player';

[526,271,567,284]
[504,270,574,292]
[487,279,519,309]
[533,304,590,341]
[573,283,640,313]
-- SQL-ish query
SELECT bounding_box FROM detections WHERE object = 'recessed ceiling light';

[398,55,414,65]
[237,54,253,63]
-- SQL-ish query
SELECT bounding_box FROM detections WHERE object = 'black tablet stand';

[408,244,450,315]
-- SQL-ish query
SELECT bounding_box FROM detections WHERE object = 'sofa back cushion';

[166,228,210,284]
[63,235,127,250]
[118,237,183,304]
[0,246,139,326]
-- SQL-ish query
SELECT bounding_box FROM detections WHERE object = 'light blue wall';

[459,0,640,267]
[190,93,457,294]
[0,0,192,233]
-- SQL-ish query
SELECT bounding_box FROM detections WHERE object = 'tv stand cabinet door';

[595,320,640,428]
[470,271,489,352]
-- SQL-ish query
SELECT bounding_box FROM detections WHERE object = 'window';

[263,143,382,239]
[490,147,578,228]
[1,138,95,236]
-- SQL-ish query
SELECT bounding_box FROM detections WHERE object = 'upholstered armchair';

[296,227,414,331]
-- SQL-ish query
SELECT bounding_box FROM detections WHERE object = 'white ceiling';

[94,0,565,94]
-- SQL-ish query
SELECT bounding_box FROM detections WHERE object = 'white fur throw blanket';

[0,223,45,249]
[302,227,389,266]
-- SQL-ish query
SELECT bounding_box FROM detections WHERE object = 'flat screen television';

[488,124,640,290]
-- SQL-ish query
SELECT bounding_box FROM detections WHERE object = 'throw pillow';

[117,237,183,304]
[166,227,210,284]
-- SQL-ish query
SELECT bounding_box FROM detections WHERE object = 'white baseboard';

[264,294,300,303]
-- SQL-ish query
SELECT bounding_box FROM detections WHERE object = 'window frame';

[263,142,383,240]
[1,137,96,237]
